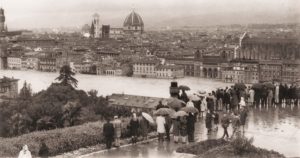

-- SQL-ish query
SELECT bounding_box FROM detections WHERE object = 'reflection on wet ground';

[84,105,300,158]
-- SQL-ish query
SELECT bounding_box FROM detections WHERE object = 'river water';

[0,70,231,98]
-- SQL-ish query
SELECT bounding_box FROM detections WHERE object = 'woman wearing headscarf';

[18,145,32,158]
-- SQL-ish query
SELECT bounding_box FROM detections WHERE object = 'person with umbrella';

[187,112,196,142]
[180,90,189,103]
[156,100,164,110]
[179,115,188,143]
[172,116,180,143]
[139,113,150,141]
[156,114,166,142]
[164,114,172,141]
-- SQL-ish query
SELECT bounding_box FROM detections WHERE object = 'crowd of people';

[102,82,299,149]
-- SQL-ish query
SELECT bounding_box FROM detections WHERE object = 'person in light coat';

[18,145,32,158]
[248,88,255,106]
[113,116,122,147]
[156,115,166,142]
[200,96,207,118]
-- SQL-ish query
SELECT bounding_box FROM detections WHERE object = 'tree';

[19,81,32,100]
[56,65,78,88]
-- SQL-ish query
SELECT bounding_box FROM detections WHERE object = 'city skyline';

[1,0,299,30]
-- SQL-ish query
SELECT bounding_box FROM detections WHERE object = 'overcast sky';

[1,0,299,29]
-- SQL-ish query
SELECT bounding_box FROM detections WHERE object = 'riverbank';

[176,138,285,158]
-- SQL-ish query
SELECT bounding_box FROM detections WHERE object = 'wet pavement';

[80,105,300,158]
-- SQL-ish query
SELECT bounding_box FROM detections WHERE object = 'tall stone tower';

[92,13,100,38]
[0,8,6,32]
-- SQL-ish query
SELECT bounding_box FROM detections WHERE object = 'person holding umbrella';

[187,112,196,142]
[179,115,188,143]
[156,114,166,142]
[172,116,180,143]
[139,114,150,141]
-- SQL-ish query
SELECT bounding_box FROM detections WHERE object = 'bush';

[176,139,228,155]
[231,135,255,155]
[0,121,104,157]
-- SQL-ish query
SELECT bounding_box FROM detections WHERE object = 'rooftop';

[108,93,168,109]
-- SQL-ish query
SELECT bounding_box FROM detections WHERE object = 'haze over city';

[1,0,300,29]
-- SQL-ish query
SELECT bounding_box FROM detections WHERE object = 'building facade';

[133,60,160,78]
[7,56,22,69]
[0,77,18,99]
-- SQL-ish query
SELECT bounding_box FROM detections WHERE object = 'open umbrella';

[178,85,191,91]
[167,97,186,109]
[263,82,275,89]
[198,90,206,94]
[189,94,201,101]
[181,106,199,114]
[234,83,247,90]
[141,112,155,124]
[172,111,188,118]
[252,83,263,90]
[154,108,175,116]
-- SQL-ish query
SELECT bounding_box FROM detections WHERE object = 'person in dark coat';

[223,90,231,111]
[187,113,196,142]
[180,90,189,103]
[205,110,213,134]
[179,116,188,143]
[164,115,172,141]
[103,118,115,149]
[221,113,230,139]
[38,139,49,158]
[240,107,248,134]
[207,97,214,112]
[156,101,164,110]
[279,83,284,105]
[129,113,139,144]
[231,89,239,111]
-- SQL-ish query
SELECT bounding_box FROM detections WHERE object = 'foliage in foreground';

[0,121,103,157]
[176,136,285,158]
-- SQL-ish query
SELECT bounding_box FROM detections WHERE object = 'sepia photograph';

[0,0,299,157]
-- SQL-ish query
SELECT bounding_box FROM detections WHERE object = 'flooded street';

[82,106,300,158]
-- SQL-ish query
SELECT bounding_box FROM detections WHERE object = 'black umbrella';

[263,82,275,89]
[252,83,263,90]
[178,85,191,91]
[234,83,247,90]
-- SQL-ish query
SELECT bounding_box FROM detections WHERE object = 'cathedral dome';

[123,11,144,27]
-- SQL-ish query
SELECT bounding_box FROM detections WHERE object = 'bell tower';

[0,8,5,32]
